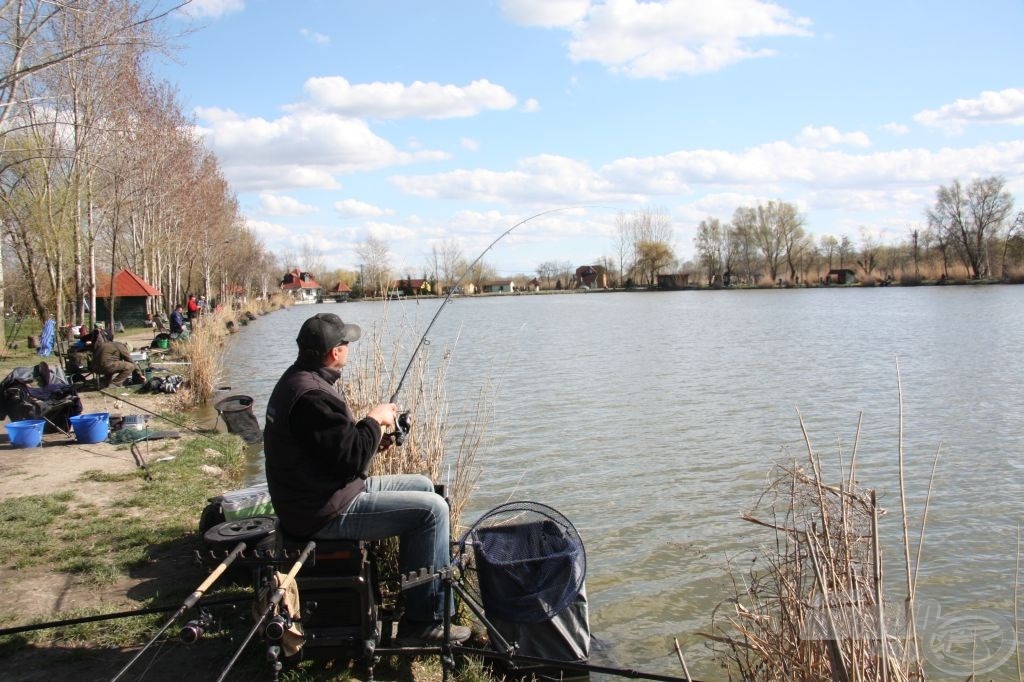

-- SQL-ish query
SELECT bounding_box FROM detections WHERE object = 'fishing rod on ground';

[110,542,248,682]
[214,540,315,682]
[0,594,252,638]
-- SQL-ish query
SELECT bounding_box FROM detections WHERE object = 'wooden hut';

[95,269,162,327]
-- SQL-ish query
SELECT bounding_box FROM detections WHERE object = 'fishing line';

[389,205,591,403]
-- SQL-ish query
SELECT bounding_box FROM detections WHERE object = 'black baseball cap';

[296,313,361,352]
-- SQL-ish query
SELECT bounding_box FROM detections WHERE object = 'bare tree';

[694,217,726,286]
[927,176,1014,279]
[855,229,879,279]
[300,241,326,279]
[617,207,673,285]
[734,201,803,283]
[356,234,392,297]
[535,260,560,289]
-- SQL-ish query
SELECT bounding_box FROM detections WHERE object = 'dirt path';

[0,328,181,511]
[0,327,205,620]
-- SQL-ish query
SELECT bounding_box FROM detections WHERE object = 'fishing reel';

[394,411,412,446]
[179,608,215,644]
[264,613,293,641]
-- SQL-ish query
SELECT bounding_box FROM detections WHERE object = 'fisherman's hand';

[367,402,398,428]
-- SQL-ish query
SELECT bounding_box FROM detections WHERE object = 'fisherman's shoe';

[396,620,471,646]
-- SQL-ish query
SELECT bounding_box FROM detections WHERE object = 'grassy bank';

[0,296,490,682]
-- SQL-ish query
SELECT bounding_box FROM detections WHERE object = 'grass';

[0,431,247,657]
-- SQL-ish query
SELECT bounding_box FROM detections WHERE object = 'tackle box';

[218,482,275,520]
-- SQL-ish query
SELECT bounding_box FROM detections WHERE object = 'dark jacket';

[170,309,186,334]
[91,340,132,372]
[263,360,382,537]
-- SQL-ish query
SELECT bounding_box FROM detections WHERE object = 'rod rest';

[193,547,317,568]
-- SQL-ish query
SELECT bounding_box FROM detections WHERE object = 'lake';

[220,285,1024,679]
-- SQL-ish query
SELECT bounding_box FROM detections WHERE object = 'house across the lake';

[575,265,608,289]
[281,268,322,303]
[326,281,352,302]
[825,269,857,285]
[480,280,516,294]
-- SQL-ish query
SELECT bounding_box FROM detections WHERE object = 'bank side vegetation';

[334,177,1021,299]
[0,0,285,353]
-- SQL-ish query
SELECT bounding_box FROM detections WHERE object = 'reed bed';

[706,410,930,681]
[171,295,288,408]
[343,305,485,529]
[341,304,487,615]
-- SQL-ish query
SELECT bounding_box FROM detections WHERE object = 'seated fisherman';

[263,313,470,645]
[169,304,189,337]
[91,335,141,387]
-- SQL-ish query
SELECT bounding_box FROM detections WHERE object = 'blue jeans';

[313,474,451,622]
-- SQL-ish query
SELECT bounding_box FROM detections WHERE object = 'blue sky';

[158,0,1024,277]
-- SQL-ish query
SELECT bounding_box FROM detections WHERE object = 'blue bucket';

[5,419,45,448]
[69,412,110,444]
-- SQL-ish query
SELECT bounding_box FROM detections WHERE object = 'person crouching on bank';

[263,312,470,645]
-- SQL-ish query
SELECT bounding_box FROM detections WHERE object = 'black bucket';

[214,394,262,444]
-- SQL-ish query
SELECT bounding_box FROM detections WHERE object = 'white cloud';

[245,218,289,239]
[881,122,909,136]
[299,28,330,45]
[178,0,244,19]
[393,154,642,203]
[504,0,813,78]
[258,192,318,216]
[391,141,1024,211]
[300,77,519,119]
[193,106,449,190]
[500,0,590,27]
[334,199,396,218]
[521,98,541,113]
[795,125,871,149]
[460,137,480,151]
[914,87,1024,134]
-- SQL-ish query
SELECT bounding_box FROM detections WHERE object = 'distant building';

[656,273,692,290]
[393,278,431,296]
[575,265,608,289]
[94,269,162,327]
[280,268,321,303]
[825,269,857,285]
[326,281,352,302]
[526,278,541,292]
[481,280,516,294]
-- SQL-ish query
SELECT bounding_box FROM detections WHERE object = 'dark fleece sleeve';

[289,390,382,478]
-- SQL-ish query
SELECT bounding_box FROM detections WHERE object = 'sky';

[155,0,1024,278]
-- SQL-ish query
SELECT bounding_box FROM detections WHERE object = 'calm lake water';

[220,286,1024,679]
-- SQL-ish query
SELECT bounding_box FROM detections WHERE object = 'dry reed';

[340,304,487,611]
[343,305,485,528]
[704,411,931,681]
[172,296,288,408]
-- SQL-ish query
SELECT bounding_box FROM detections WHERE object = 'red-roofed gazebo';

[95,269,162,327]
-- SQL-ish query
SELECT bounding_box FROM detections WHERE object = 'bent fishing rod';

[110,541,248,682]
[389,206,584,403]
[214,540,315,682]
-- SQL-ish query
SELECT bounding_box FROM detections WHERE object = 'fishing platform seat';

[275,528,382,658]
